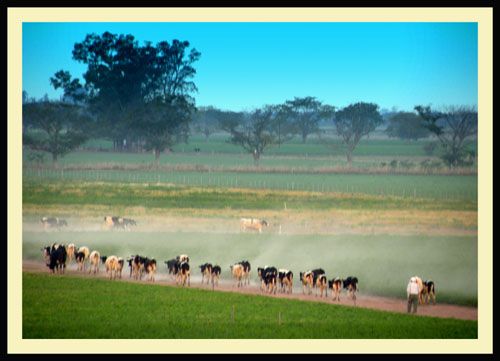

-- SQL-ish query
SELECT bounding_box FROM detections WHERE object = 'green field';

[23,170,477,202]
[22,273,477,339]
[23,230,477,306]
[80,133,476,158]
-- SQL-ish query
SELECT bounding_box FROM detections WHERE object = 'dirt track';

[23,260,477,321]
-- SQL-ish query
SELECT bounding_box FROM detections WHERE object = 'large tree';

[386,111,430,141]
[72,32,200,159]
[332,102,384,166]
[415,105,477,167]
[220,105,289,166]
[284,96,334,143]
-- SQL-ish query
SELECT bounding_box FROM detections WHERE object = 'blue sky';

[22,22,477,112]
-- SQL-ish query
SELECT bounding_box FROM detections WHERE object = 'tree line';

[23,31,477,168]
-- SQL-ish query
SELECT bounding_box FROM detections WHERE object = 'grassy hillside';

[22,272,477,339]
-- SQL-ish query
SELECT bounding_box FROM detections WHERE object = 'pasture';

[21,134,478,339]
[22,272,477,339]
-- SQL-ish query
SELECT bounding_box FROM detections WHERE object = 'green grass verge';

[22,272,477,339]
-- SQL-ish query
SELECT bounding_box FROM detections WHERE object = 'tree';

[284,96,334,143]
[332,102,384,167]
[385,111,430,141]
[220,105,288,166]
[134,96,194,166]
[415,105,477,167]
[72,32,201,160]
[23,100,89,166]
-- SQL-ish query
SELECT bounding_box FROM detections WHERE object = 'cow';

[121,218,137,228]
[211,265,222,289]
[104,255,120,280]
[299,271,314,295]
[328,277,343,301]
[413,276,425,304]
[238,260,251,285]
[179,261,190,287]
[116,257,125,279]
[45,244,67,274]
[422,280,436,305]
[230,263,245,287]
[143,258,157,282]
[278,269,294,294]
[41,245,53,265]
[76,246,90,271]
[261,266,278,294]
[129,255,146,280]
[316,274,328,298]
[88,250,101,274]
[240,218,268,233]
[199,263,213,285]
[40,217,67,230]
[75,251,86,271]
[310,268,326,295]
[104,216,136,230]
[66,243,76,263]
[343,276,359,305]
[165,258,180,280]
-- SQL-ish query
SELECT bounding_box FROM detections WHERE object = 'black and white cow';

[211,265,222,289]
[422,280,436,305]
[328,277,343,301]
[343,276,359,305]
[238,260,251,285]
[258,266,278,294]
[199,263,213,285]
[45,244,67,273]
[165,258,180,280]
[278,269,294,294]
[40,217,67,230]
[179,261,190,287]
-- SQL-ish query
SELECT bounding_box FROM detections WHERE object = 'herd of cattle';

[40,216,138,230]
[40,242,366,304]
[39,216,436,306]
[40,217,268,233]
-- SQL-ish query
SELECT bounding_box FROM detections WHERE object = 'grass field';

[23,170,478,202]
[81,133,477,158]
[22,272,477,339]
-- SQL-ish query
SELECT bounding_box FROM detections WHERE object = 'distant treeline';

[22,31,477,168]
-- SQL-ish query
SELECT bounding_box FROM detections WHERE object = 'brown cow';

[240,218,268,233]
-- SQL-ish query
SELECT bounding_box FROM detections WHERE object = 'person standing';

[407,276,420,314]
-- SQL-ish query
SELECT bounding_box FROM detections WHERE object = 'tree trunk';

[302,132,307,144]
[252,151,260,167]
[346,150,353,168]
[154,149,161,168]
[52,153,58,168]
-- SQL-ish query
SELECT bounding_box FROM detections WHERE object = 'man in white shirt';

[407,276,420,314]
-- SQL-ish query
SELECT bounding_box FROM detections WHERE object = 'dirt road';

[23,260,477,321]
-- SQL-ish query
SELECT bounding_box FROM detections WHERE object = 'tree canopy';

[415,105,477,167]
[332,102,384,166]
